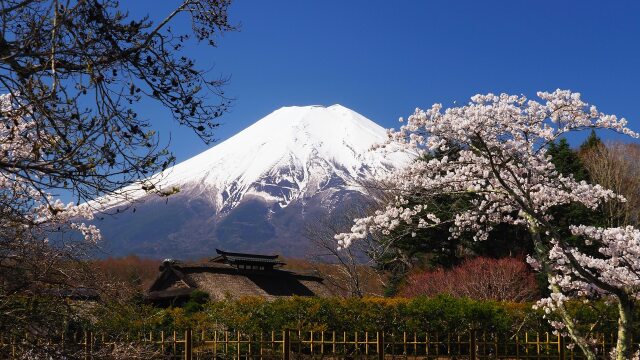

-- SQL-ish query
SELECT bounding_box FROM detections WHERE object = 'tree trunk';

[548,281,596,360]
[527,220,597,360]
[615,296,634,360]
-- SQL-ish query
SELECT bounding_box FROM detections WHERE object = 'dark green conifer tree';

[579,129,604,154]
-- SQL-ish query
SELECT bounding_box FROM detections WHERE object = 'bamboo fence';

[0,329,624,359]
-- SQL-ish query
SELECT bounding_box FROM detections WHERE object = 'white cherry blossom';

[0,92,101,252]
[337,90,639,360]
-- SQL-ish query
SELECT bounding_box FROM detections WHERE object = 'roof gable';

[148,264,197,292]
[211,249,285,268]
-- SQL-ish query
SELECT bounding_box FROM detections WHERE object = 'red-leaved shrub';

[400,257,539,302]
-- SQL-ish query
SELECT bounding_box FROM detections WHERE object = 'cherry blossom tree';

[0,93,101,341]
[336,90,639,359]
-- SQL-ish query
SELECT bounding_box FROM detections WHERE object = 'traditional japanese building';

[146,249,333,304]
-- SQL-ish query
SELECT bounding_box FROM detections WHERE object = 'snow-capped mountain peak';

[108,104,414,212]
[94,104,415,258]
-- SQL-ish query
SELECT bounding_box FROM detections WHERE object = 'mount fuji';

[95,105,414,259]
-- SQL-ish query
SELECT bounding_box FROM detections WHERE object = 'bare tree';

[581,142,640,227]
[304,204,387,297]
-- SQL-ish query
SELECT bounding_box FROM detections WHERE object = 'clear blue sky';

[128,0,640,164]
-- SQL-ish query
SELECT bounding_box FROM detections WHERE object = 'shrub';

[182,296,530,333]
[90,295,631,338]
[184,290,210,314]
[399,257,539,302]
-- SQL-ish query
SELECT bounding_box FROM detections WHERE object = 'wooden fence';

[0,330,622,359]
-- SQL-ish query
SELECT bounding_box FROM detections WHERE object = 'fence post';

[470,330,476,360]
[376,331,384,360]
[283,330,290,360]
[84,331,92,360]
[558,334,565,360]
[184,329,192,360]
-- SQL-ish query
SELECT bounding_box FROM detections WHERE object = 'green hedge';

[90,295,627,338]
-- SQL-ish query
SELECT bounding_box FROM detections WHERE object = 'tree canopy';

[337,90,639,359]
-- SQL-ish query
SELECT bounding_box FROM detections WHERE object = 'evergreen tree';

[547,137,607,234]
[547,138,589,181]
[579,129,604,154]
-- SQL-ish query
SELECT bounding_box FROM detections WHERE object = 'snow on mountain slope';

[93,104,417,258]
[103,104,414,212]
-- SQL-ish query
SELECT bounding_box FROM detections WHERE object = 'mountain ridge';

[95,104,414,258]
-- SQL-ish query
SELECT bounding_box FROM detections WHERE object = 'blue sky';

[128,1,640,164]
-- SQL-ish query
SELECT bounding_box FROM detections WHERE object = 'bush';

[184,290,210,314]
[90,295,629,339]
[98,296,536,334]
[400,257,539,302]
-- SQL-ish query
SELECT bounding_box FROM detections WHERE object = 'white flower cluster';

[0,93,101,246]
[532,225,640,335]
[545,226,640,298]
[336,196,439,249]
[336,90,637,249]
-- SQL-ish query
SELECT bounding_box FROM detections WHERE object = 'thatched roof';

[146,250,334,302]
